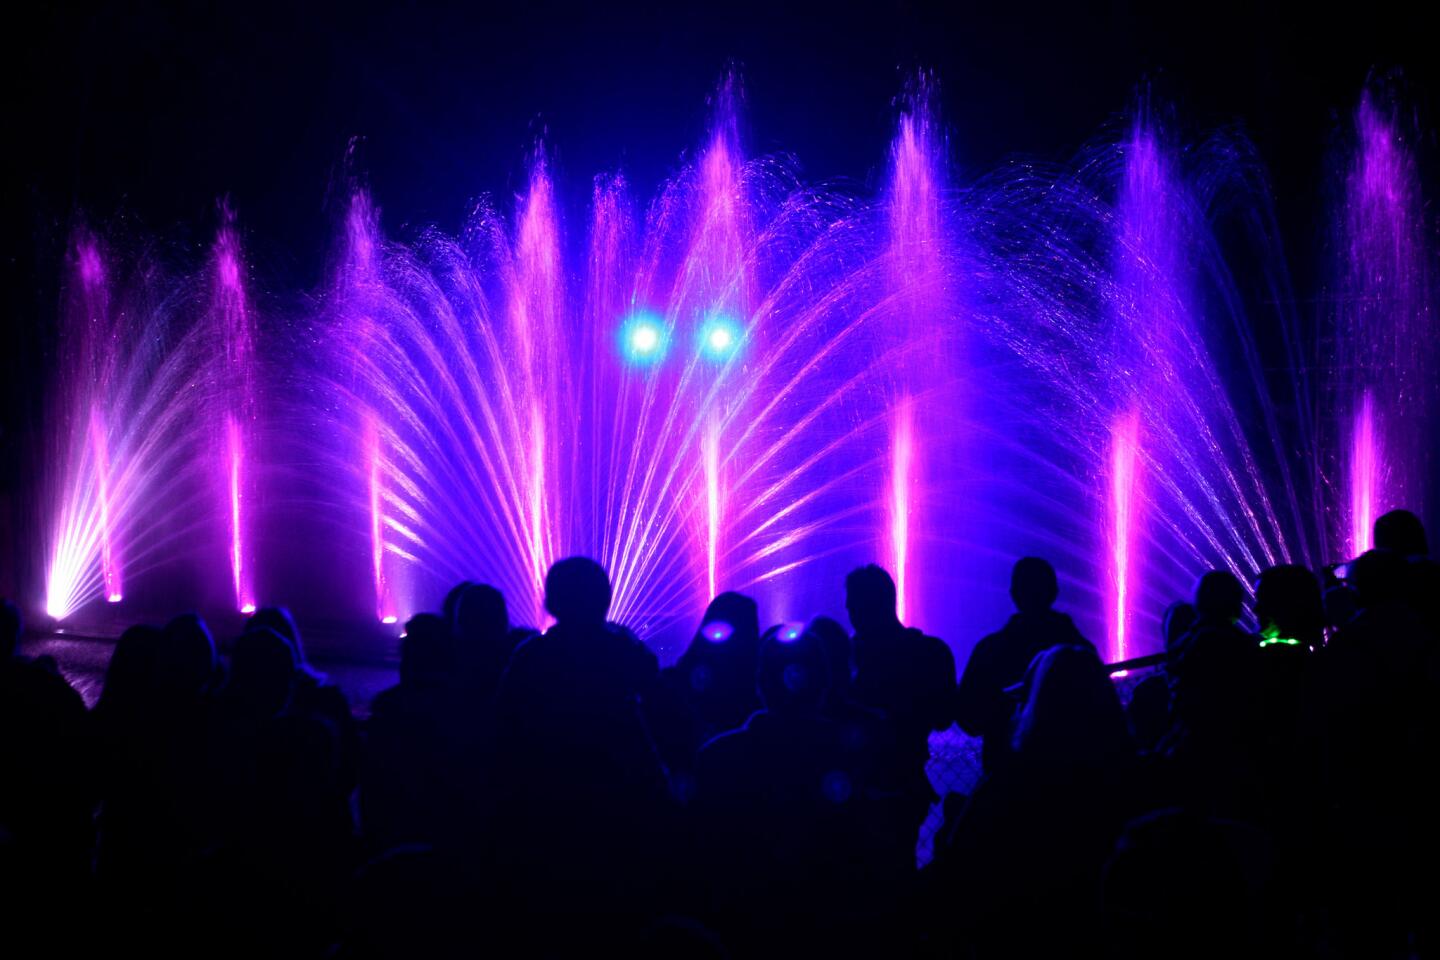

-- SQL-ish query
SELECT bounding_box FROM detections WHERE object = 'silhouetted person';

[448,581,518,703]
[956,556,1093,774]
[695,623,889,956]
[92,623,190,915]
[198,625,355,955]
[1161,600,1198,669]
[1374,508,1440,646]
[203,626,301,852]
[491,557,672,944]
[362,614,465,852]
[936,644,1141,957]
[810,613,911,879]
[442,579,475,626]
[246,605,359,797]
[1374,508,1428,556]
[652,591,762,786]
[809,614,854,702]
[1,598,93,927]
[1313,548,1432,956]
[1126,601,1195,751]
[1169,570,1258,684]
[844,564,955,848]
[1161,571,1264,820]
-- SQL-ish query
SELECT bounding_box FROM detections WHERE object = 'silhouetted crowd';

[3,508,1439,958]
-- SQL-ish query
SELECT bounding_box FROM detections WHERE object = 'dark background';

[6,1,1434,276]
[1,0,1433,596]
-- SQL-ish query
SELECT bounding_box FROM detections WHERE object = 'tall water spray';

[1105,117,1303,645]
[320,80,917,646]
[46,239,123,618]
[44,232,214,621]
[1332,91,1435,558]
[212,213,259,613]
[31,78,1437,667]
[884,85,948,627]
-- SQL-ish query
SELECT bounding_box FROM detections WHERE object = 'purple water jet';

[883,81,952,631]
[212,214,258,613]
[1106,411,1141,664]
[1329,90,1436,559]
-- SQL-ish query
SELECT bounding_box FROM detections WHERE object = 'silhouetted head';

[1254,564,1324,647]
[1374,509,1428,556]
[400,613,455,687]
[96,623,163,717]
[544,557,612,626]
[452,582,509,642]
[1161,601,1197,656]
[158,613,217,700]
[1010,556,1059,614]
[757,624,830,714]
[226,626,297,717]
[1012,643,1130,767]
[1347,548,1408,610]
[247,606,305,663]
[1,598,21,660]
[442,580,476,625]
[694,591,760,648]
[807,615,853,697]
[845,564,899,634]
[1194,571,1244,624]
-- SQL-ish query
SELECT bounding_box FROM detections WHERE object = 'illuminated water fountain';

[44,233,219,621]
[320,85,926,649]
[34,79,1436,671]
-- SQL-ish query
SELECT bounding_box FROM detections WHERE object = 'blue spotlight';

[777,622,804,642]
[698,315,743,360]
[620,312,667,365]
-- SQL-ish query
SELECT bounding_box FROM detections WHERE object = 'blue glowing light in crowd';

[703,620,734,642]
[620,312,668,365]
[778,622,804,642]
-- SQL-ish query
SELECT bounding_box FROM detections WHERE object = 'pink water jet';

[1349,392,1379,556]
[704,418,723,601]
[90,408,122,604]
[884,82,945,629]
[365,414,396,624]
[1106,411,1141,664]
[888,397,915,623]
[214,217,257,613]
